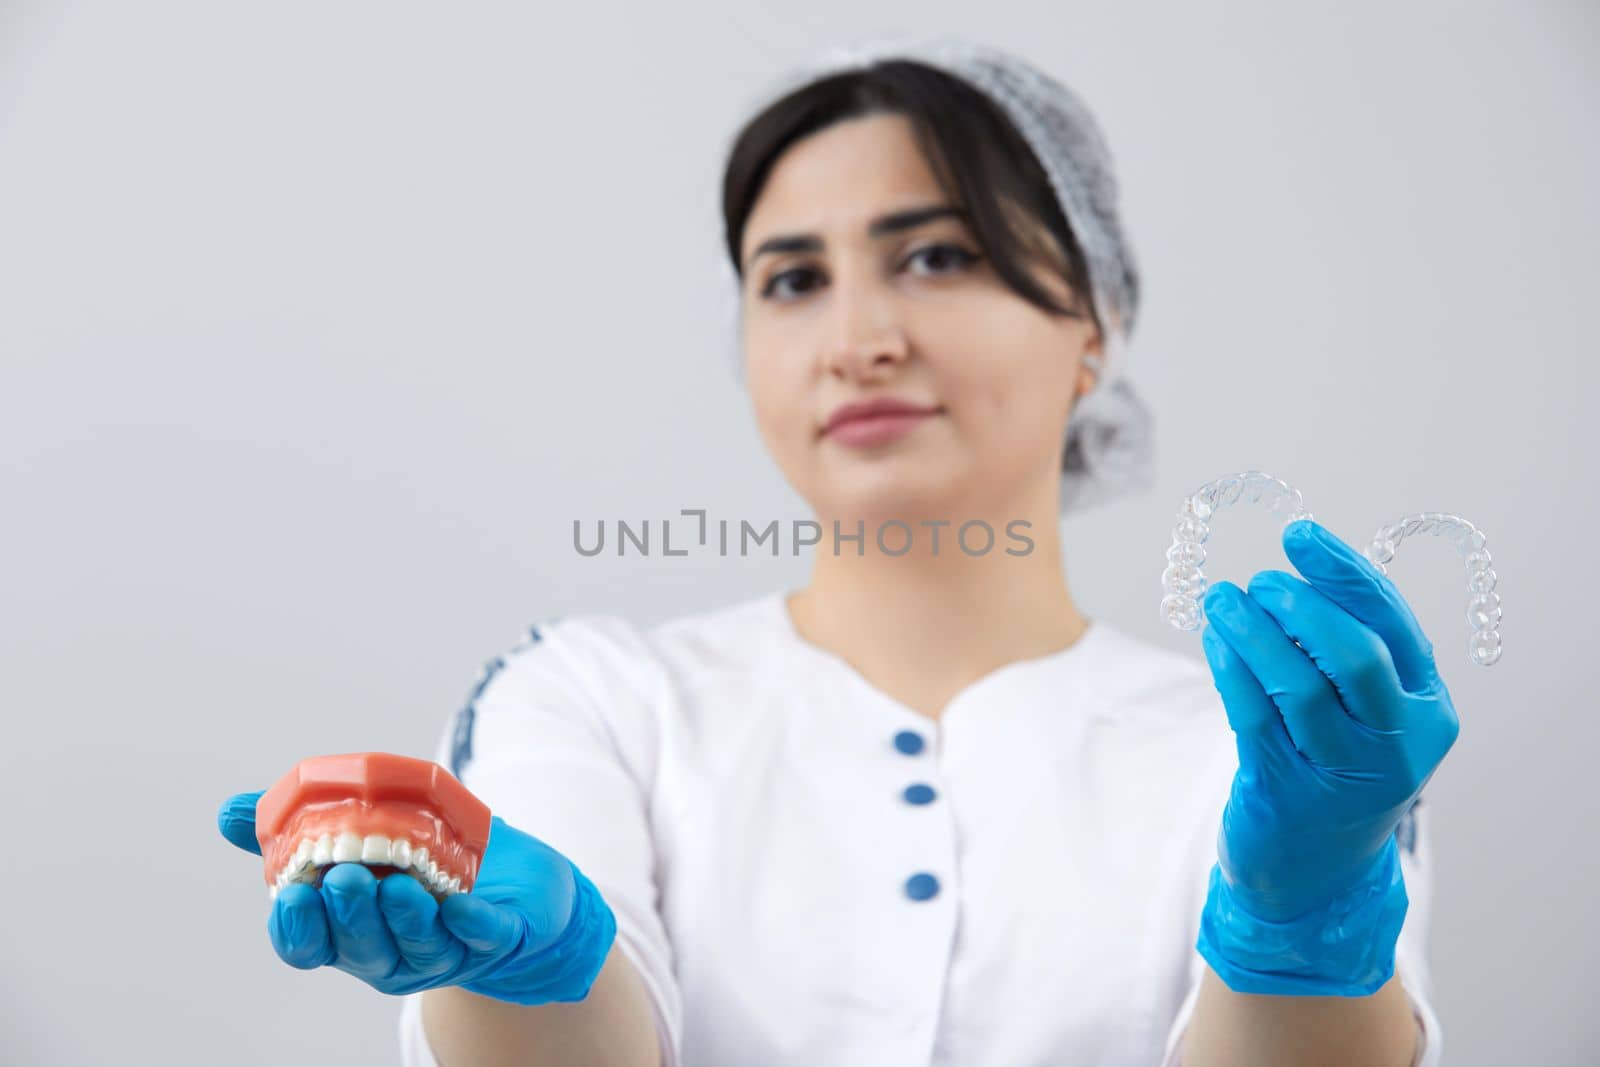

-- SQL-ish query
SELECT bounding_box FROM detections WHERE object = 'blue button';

[893,730,925,755]
[903,783,937,805]
[905,872,940,900]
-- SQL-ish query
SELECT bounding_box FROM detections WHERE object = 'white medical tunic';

[398,590,1443,1066]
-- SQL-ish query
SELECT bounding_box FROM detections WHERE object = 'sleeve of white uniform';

[1158,794,1445,1067]
[396,614,683,1067]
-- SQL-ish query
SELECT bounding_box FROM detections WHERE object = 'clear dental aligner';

[1363,513,1502,667]
[1160,471,1313,632]
[1159,471,1502,667]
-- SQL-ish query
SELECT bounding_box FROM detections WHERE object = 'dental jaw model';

[254,752,492,902]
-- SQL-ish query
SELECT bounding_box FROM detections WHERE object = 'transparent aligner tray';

[1159,471,1501,667]
[1364,512,1501,666]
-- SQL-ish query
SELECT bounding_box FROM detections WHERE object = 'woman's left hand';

[1199,518,1461,923]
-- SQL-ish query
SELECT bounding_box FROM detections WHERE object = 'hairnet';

[719,35,1155,515]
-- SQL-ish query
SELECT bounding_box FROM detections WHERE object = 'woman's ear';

[1075,363,1097,400]
[1075,342,1104,401]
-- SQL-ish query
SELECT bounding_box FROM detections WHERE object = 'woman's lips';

[824,410,939,447]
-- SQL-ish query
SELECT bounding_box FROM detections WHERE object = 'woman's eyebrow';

[746,204,968,266]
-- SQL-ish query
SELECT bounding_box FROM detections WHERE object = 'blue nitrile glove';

[1195,518,1460,996]
[217,791,615,1005]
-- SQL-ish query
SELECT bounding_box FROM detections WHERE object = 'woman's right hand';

[217,791,617,1005]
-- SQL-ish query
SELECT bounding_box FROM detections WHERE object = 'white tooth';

[275,869,288,888]
[332,832,363,863]
[312,834,334,866]
[361,835,392,864]
[412,847,430,872]
[392,839,412,867]
[294,839,313,868]
[447,875,461,893]
[269,885,279,901]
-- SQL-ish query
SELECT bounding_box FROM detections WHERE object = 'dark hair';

[721,59,1100,335]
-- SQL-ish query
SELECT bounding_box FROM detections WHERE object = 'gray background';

[2,1,1594,1063]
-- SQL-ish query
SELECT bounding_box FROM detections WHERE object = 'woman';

[218,37,1454,1066]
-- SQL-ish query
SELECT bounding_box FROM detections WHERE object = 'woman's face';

[739,111,1102,525]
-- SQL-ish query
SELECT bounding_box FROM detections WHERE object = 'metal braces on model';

[1159,471,1502,667]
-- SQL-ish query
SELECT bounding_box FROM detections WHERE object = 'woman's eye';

[761,267,822,301]
[905,242,980,276]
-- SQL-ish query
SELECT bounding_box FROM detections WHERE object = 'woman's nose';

[823,281,909,377]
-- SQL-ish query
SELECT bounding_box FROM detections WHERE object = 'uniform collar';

[760,589,1122,733]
